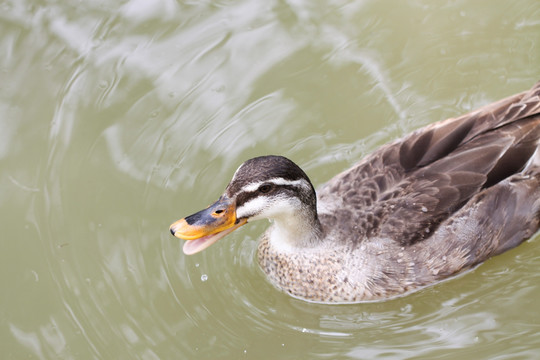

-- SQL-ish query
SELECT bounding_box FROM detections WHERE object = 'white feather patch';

[240,178,311,193]
[236,194,301,220]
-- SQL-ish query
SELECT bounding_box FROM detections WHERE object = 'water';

[1,0,539,359]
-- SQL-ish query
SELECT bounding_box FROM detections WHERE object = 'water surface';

[1,0,540,359]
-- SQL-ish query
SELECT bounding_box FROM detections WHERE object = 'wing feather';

[318,81,540,247]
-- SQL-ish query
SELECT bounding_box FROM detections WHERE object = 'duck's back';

[317,82,540,272]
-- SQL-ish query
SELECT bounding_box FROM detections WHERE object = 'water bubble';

[201,274,208,282]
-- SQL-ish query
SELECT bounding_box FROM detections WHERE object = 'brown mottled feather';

[317,82,540,250]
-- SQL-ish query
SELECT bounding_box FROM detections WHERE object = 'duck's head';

[170,155,320,254]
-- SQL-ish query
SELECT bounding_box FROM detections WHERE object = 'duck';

[170,81,540,303]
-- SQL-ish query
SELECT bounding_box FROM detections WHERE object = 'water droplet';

[201,274,208,282]
[421,206,428,212]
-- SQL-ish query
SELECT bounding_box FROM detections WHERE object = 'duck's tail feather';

[400,80,540,170]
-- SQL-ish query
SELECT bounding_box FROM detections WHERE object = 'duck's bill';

[169,196,248,255]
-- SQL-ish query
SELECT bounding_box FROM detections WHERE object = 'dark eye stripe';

[235,185,302,208]
[235,190,259,208]
[258,184,272,193]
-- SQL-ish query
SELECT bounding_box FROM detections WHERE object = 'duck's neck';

[267,205,323,251]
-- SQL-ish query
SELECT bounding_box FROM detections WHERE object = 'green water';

[1,0,540,359]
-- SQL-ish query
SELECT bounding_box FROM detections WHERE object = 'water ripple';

[2,0,540,359]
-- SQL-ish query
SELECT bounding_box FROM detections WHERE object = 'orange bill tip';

[169,196,248,254]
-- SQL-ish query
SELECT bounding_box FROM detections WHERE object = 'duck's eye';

[258,184,272,193]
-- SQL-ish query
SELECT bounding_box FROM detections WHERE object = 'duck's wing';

[318,81,540,246]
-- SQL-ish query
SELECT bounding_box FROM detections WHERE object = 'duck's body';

[171,81,540,303]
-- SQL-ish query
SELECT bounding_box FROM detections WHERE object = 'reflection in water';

[1,0,540,358]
